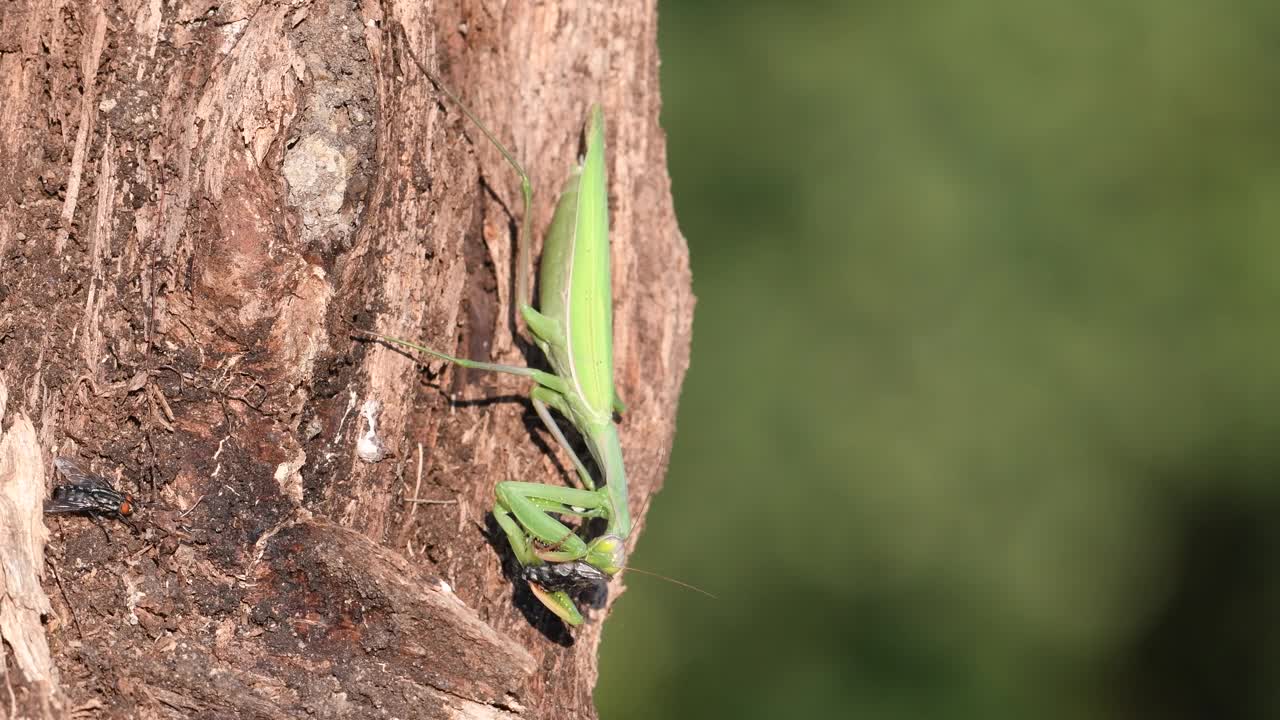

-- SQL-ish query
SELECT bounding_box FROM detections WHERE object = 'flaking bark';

[0,0,691,718]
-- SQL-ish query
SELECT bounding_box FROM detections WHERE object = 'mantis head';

[584,533,626,576]
[524,534,626,626]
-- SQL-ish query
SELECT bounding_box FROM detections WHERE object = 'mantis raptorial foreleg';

[365,29,631,626]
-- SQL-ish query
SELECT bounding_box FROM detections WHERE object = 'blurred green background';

[597,1,1280,719]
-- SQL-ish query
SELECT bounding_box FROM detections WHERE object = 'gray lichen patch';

[283,134,351,238]
[282,0,377,256]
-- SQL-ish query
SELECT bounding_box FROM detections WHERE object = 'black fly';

[45,457,137,535]
[522,561,607,594]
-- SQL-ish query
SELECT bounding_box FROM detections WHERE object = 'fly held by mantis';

[363,33,630,626]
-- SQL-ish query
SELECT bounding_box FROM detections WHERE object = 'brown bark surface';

[0,0,691,718]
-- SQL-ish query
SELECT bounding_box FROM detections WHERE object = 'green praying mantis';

[365,34,630,626]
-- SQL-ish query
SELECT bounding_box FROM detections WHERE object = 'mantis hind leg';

[530,387,596,490]
[359,332,568,392]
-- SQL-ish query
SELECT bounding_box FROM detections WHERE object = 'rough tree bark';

[0,0,692,718]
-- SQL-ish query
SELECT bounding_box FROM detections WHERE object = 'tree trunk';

[0,0,691,717]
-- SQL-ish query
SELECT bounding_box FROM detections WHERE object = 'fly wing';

[44,485,87,514]
[54,457,91,484]
[53,457,115,490]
